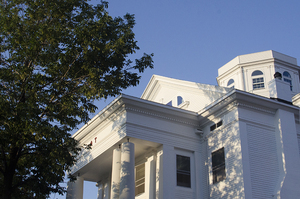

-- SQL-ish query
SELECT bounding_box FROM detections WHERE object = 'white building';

[66,50,300,199]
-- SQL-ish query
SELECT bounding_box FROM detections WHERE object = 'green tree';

[0,0,153,198]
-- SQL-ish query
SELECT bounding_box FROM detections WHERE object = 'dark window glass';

[283,71,292,91]
[252,70,263,76]
[135,163,145,196]
[252,77,264,89]
[227,79,234,86]
[210,120,223,131]
[212,147,226,184]
[166,101,172,106]
[283,71,291,78]
[217,120,223,128]
[176,155,191,188]
[177,96,183,106]
[210,124,216,131]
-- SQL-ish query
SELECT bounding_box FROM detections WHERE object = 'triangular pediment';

[141,75,232,112]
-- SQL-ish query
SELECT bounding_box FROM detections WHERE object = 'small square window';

[176,155,191,187]
[212,147,226,184]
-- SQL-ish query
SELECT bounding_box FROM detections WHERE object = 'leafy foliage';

[0,0,153,198]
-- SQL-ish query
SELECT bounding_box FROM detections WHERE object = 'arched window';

[252,70,264,90]
[227,79,234,88]
[177,96,183,106]
[283,71,292,91]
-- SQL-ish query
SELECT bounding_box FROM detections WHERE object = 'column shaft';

[110,148,121,199]
[66,176,84,199]
[119,142,135,199]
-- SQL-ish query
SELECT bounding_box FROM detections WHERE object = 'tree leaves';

[0,0,153,198]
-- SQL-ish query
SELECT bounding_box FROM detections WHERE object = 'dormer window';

[177,96,183,106]
[227,79,234,88]
[283,71,292,91]
[252,70,264,90]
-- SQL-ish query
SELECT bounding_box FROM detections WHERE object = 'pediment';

[141,75,232,112]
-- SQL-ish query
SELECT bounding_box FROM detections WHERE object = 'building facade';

[66,50,300,199]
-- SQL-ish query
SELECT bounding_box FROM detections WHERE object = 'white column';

[110,148,121,199]
[119,142,135,199]
[96,182,103,199]
[66,176,84,199]
[145,154,156,199]
[155,145,174,199]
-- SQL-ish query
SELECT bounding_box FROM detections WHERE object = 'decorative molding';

[125,106,198,126]
[237,103,276,114]
[240,118,275,131]
[125,122,201,144]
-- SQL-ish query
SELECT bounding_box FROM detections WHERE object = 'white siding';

[208,122,245,199]
[246,124,279,199]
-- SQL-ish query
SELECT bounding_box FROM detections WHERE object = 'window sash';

[253,77,264,89]
[176,155,191,188]
[212,148,226,184]
[135,163,145,196]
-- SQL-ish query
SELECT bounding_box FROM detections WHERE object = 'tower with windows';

[217,50,300,98]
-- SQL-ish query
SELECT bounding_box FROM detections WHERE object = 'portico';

[66,93,200,199]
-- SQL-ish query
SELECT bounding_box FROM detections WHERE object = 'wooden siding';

[247,124,279,199]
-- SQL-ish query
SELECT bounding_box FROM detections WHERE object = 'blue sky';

[50,0,300,198]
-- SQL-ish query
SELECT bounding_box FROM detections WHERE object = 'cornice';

[73,94,198,141]
[73,103,126,141]
[125,122,201,144]
[237,102,276,115]
[218,58,275,79]
[125,106,198,126]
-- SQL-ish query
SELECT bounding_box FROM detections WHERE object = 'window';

[210,120,223,131]
[177,96,183,106]
[166,100,172,106]
[212,147,226,184]
[135,163,145,196]
[176,155,191,187]
[283,71,292,91]
[252,70,264,90]
[227,79,234,88]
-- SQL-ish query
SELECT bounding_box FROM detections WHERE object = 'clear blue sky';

[50,0,300,198]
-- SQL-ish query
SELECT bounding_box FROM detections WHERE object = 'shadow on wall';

[196,83,233,109]
[207,116,245,199]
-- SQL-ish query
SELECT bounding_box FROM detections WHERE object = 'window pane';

[176,155,191,187]
[177,96,183,106]
[212,147,226,184]
[135,164,145,196]
[227,79,234,86]
[252,70,263,76]
[253,77,264,90]
[166,101,172,106]
[283,71,291,78]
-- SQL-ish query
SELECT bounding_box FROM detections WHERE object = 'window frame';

[283,71,292,91]
[251,70,265,90]
[177,96,184,106]
[176,154,191,188]
[211,147,226,184]
[135,163,145,196]
[227,79,234,88]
